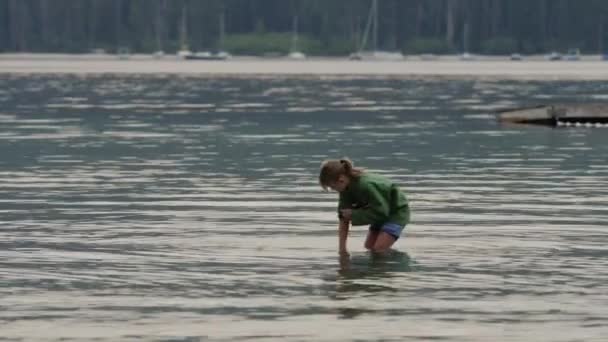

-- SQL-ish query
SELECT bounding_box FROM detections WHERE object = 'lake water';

[1,75,608,341]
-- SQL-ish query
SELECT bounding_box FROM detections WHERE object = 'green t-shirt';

[338,173,410,226]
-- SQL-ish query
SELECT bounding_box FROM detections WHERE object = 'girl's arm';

[338,219,350,254]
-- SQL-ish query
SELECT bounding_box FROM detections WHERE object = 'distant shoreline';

[1,53,607,80]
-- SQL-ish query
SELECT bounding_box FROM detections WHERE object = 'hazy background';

[1,0,607,55]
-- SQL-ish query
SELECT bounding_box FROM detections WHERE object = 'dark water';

[1,75,608,341]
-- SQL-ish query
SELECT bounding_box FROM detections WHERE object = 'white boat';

[287,15,306,59]
[215,12,231,60]
[288,51,306,60]
[545,51,563,61]
[419,54,438,61]
[459,22,473,61]
[177,5,191,59]
[350,51,404,61]
[177,49,193,59]
[349,0,404,61]
[117,47,131,60]
[564,49,580,61]
[460,52,475,61]
[216,51,232,59]
[184,51,229,60]
[177,6,229,61]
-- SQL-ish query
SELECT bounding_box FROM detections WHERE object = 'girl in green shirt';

[319,158,410,255]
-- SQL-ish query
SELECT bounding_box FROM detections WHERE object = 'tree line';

[1,0,607,55]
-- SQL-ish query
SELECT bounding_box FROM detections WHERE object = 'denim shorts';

[369,222,405,240]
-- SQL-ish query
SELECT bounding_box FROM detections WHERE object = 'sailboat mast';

[372,0,378,52]
[180,3,188,50]
[219,11,225,50]
[359,0,374,53]
[291,15,299,52]
[155,0,163,52]
[463,21,470,53]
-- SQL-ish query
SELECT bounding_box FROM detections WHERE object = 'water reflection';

[338,250,413,277]
[330,251,414,319]
[335,251,412,292]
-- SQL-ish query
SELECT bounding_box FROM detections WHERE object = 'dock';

[497,104,608,127]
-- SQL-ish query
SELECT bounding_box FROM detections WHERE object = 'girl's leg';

[364,230,380,250]
[372,232,397,253]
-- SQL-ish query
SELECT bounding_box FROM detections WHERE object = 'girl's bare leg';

[372,232,397,253]
[364,230,380,250]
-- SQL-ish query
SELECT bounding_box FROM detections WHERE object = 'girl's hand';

[338,249,350,269]
[340,209,353,221]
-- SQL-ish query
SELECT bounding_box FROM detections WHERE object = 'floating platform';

[497,104,608,127]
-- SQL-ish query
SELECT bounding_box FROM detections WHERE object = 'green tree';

[1,0,607,55]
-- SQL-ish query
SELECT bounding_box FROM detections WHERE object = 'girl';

[319,158,410,255]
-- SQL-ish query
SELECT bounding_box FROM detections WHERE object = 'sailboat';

[178,6,229,60]
[153,0,165,58]
[215,12,231,59]
[459,21,475,61]
[176,4,193,59]
[287,15,306,59]
[349,0,404,61]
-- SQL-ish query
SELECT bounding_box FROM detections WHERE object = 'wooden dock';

[498,104,608,127]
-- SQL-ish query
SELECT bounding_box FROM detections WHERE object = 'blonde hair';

[319,158,364,190]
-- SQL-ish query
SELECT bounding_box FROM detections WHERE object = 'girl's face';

[328,175,350,192]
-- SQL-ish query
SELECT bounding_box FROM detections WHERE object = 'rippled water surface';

[1,75,608,341]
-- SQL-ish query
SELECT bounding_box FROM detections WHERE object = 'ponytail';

[339,159,352,174]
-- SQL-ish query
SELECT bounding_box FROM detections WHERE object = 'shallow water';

[1,75,608,341]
